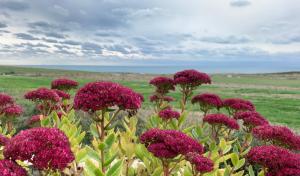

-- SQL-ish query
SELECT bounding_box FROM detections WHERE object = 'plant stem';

[96,110,106,174]
[162,160,170,176]
[7,121,13,133]
[104,109,121,129]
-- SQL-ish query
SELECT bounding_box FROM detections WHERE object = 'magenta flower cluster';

[140,128,203,158]
[25,87,60,102]
[51,78,78,91]
[158,108,180,120]
[28,114,43,125]
[0,93,13,108]
[0,159,27,176]
[0,93,23,118]
[223,98,255,112]
[191,93,223,110]
[150,95,174,103]
[3,104,23,117]
[174,69,211,87]
[185,152,214,173]
[0,134,9,146]
[74,81,143,112]
[149,76,175,94]
[247,145,300,175]
[234,111,269,128]
[53,89,71,100]
[252,125,300,150]
[203,113,239,130]
[2,104,23,117]
[4,127,74,171]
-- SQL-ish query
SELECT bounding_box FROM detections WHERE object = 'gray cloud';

[41,38,59,43]
[200,35,251,44]
[60,40,81,46]
[0,1,29,11]
[0,22,7,28]
[230,0,251,7]
[1,0,300,65]
[44,32,66,39]
[14,33,39,40]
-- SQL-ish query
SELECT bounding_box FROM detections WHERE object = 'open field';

[1,65,300,129]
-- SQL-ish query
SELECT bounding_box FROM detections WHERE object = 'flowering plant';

[0,72,299,176]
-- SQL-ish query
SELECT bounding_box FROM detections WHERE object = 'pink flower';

[24,87,60,102]
[2,104,23,117]
[4,127,74,171]
[0,93,13,109]
[203,114,239,130]
[247,145,300,173]
[149,76,175,94]
[223,98,255,112]
[28,115,43,125]
[140,128,203,158]
[186,153,214,173]
[192,93,223,110]
[0,159,27,176]
[51,78,78,91]
[149,95,174,102]
[174,69,211,87]
[267,168,300,176]
[74,82,143,112]
[53,89,71,100]
[158,108,180,120]
[252,125,300,150]
[234,111,269,128]
[0,134,9,146]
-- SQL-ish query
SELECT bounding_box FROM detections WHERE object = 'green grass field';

[1,66,300,130]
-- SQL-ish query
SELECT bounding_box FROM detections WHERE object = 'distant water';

[25,61,300,74]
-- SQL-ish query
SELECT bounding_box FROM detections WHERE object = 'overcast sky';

[0,0,299,65]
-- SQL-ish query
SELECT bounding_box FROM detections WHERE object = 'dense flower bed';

[0,70,299,176]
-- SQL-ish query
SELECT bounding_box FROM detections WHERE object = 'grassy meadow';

[0,65,300,130]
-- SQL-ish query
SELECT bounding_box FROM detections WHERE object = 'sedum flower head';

[24,87,60,103]
[149,95,174,103]
[203,113,239,130]
[247,145,300,173]
[234,111,269,128]
[0,134,9,146]
[74,81,143,112]
[0,159,27,176]
[252,125,300,150]
[51,78,78,91]
[4,127,74,171]
[174,69,211,87]
[192,93,223,110]
[223,98,255,112]
[0,93,13,108]
[2,104,23,117]
[158,108,180,120]
[186,152,214,173]
[53,89,70,100]
[149,76,175,94]
[140,128,203,158]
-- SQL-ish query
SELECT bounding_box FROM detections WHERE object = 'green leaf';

[104,153,118,167]
[105,133,115,149]
[223,145,232,155]
[248,165,255,176]
[231,153,239,166]
[90,123,99,138]
[234,158,245,171]
[76,148,88,162]
[41,117,50,127]
[106,160,123,176]
[84,159,104,176]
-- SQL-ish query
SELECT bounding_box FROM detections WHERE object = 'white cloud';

[0,0,300,65]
